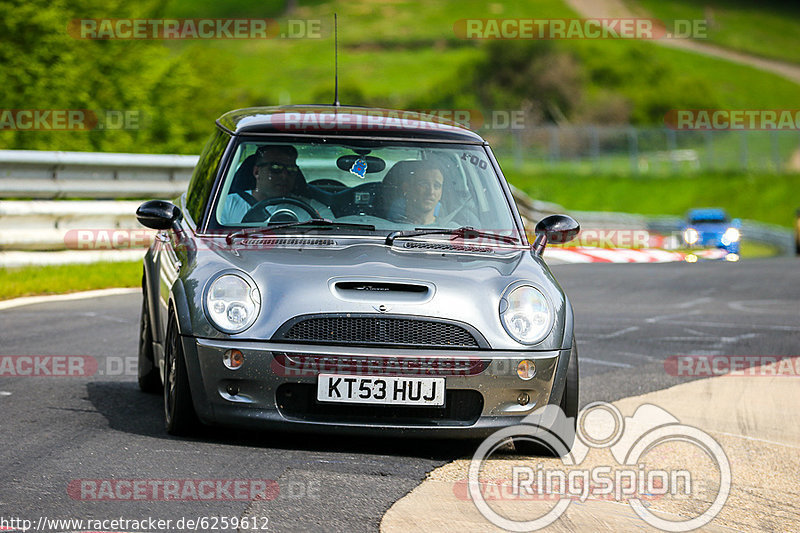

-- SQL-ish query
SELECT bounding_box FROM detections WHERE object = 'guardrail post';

[704,131,714,171]
[740,132,749,171]
[770,131,780,172]
[548,126,560,164]
[627,127,639,175]
[666,128,678,174]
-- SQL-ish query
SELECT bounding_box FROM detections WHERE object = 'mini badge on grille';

[373,304,390,313]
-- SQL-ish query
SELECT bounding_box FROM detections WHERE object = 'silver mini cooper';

[136,106,580,449]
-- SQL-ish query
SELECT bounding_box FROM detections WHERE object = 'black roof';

[216,105,486,143]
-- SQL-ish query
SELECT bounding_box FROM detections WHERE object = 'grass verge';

[506,169,800,228]
[628,0,800,65]
[0,261,141,301]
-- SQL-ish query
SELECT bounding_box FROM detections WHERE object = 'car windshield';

[208,138,521,243]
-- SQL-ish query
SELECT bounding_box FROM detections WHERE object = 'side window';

[185,129,231,224]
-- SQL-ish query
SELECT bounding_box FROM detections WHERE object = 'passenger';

[400,161,444,226]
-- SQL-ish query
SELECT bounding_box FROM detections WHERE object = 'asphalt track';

[0,258,797,532]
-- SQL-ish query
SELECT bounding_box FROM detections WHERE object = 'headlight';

[721,227,740,245]
[205,273,261,333]
[683,228,699,245]
[500,285,554,345]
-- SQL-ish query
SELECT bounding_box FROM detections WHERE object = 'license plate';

[316,374,445,406]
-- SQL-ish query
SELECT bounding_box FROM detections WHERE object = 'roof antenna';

[333,13,340,107]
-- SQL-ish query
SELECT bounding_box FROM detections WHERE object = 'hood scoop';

[330,279,435,304]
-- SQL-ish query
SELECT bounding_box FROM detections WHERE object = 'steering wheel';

[242,197,322,224]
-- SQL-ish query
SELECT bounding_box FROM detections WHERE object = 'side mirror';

[532,214,580,255]
[136,200,183,231]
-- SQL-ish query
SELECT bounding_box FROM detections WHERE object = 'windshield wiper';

[226,219,375,244]
[384,226,518,246]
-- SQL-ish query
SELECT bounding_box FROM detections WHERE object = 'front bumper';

[180,337,569,438]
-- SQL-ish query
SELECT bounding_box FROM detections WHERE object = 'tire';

[163,316,199,436]
[514,343,579,457]
[137,284,161,393]
[560,342,580,423]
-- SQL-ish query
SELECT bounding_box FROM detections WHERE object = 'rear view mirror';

[532,214,580,255]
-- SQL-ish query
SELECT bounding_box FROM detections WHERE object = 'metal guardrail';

[0,200,144,250]
[497,126,800,174]
[0,149,793,266]
[0,150,196,198]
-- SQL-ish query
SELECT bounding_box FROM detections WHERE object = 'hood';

[179,236,569,351]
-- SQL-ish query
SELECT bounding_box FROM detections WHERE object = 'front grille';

[276,384,483,426]
[274,316,482,348]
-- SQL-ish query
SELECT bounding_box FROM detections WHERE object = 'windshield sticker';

[349,158,368,178]
[461,153,488,169]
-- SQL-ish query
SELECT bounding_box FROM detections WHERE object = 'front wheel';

[163,316,199,436]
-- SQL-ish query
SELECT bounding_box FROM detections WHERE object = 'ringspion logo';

[469,402,730,531]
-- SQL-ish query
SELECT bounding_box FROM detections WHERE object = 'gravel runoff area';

[382,358,800,532]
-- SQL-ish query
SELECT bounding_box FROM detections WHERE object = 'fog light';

[517,360,536,380]
[685,253,698,263]
[517,392,531,406]
[725,253,739,262]
[226,383,239,396]
[223,349,244,370]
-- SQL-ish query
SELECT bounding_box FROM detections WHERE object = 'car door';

[151,129,232,370]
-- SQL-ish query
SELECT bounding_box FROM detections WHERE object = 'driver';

[222,145,332,223]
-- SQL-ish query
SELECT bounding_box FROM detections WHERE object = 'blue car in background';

[681,208,741,260]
